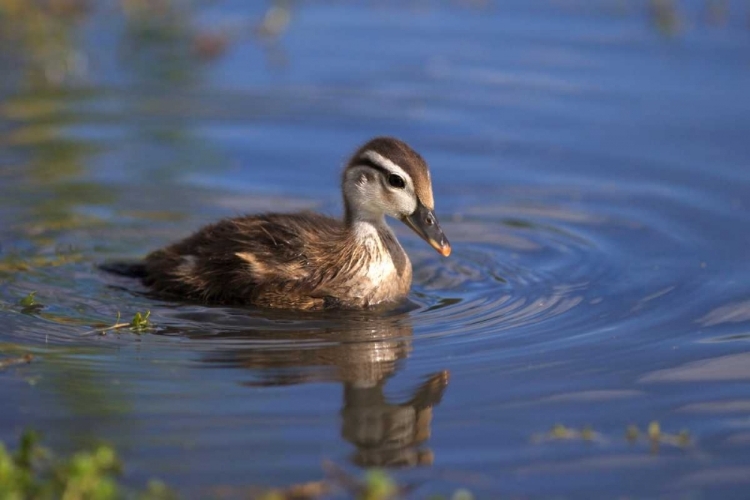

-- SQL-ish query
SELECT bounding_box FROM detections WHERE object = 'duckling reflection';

[342,368,448,468]
[189,314,449,468]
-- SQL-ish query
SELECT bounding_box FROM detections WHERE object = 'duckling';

[111,137,450,310]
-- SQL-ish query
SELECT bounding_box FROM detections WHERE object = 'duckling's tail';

[99,260,148,278]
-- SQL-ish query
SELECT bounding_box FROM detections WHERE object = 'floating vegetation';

[0,434,472,500]
[255,480,331,500]
[635,421,692,450]
[448,490,475,500]
[19,292,37,307]
[533,421,692,451]
[360,470,398,500]
[0,431,175,500]
[0,354,34,370]
[0,253,87,275]
[18,291,44,313]
[650,0,683,35]
[92,311,153,336]
[129,311,151,333]
[626,424,640,443]
[251,461,473,500]
[532,424,605,444]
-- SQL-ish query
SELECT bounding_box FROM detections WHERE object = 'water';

[1,0,750,498]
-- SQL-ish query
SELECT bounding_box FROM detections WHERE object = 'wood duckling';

[112,137,451,310]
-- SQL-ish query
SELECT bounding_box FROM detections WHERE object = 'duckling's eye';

[388,174,405,189]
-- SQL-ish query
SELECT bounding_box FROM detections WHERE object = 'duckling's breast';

[345,226,412,306]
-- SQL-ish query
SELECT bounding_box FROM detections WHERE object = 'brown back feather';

[142,211,410,310]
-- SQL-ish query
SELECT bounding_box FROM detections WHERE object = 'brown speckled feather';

[142,211,412,310]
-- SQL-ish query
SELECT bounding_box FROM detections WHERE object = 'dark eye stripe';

[357,156,391,177]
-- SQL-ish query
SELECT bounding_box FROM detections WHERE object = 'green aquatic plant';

[0,430,175,500]
[252,461,474,499]
[580,425,596,442]
[361,469,398,500]
[93,311,153,336]
[532,424,605,444]
[129,311,151,333]
[647,421,661,441]
[454,490,475,500]
[650,0,683,35]
[644,421,692,450]
[19,292,37,307]
[1,432,478,499]
[533,422,692,451]
[625,424,640,443]
[424,490,475,500]
[18,291,44,314]
[624,421,692,450]
[0,253,87,275]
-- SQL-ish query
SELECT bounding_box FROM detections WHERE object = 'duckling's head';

[343,137,451,257]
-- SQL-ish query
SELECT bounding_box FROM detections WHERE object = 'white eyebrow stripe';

[360,150,413,186]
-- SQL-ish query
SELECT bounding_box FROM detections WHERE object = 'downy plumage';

[103,137,451,310]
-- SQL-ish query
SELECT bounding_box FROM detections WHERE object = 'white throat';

[351,218,391,243]
[350,220,398,294]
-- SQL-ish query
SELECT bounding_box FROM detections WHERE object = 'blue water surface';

[1,1,750,498]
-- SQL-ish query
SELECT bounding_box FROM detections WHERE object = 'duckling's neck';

[332,212,412,306]
[348,218,394,266]
[350,216,388,242]
[343,197,386,234]
[348,216,410,281]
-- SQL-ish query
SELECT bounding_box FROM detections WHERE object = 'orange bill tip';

[429,239,451,257]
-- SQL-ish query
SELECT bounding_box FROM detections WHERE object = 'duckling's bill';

[402,202,452,257]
